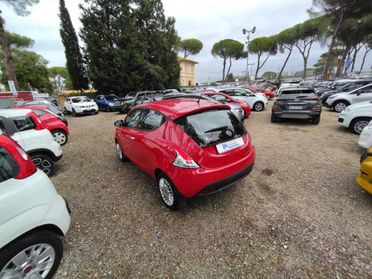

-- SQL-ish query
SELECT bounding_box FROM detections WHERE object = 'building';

[178,57,198,86]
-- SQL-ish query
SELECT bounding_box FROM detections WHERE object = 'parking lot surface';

[54,104,371,278]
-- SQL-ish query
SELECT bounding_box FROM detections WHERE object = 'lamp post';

[242,26,256,85]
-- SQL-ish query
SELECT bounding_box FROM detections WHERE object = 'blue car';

[94,94,124,112]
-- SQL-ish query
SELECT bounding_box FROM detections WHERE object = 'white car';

[338,101,372,134]
[326,83,372,112]
[0,134,71,279]
[358,121,372,149]
[64,96,98,116]
[218,88,268,111]
[0,109,63,176]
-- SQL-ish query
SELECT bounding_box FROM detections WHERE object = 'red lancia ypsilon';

[114,98,256,210]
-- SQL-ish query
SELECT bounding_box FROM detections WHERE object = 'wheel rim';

[255,103,263,111]
[32,158,52,175]
[52,132,66,145]
[0,243,55,279]
[334,103,346,112]
[354,120,369,134]
[116,143,123,160]
[159,178,174,206]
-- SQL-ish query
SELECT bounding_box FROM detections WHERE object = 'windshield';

[174,109,245,147]
[124,92,136,100]
[71,97,90,103]
[106,95,118,101]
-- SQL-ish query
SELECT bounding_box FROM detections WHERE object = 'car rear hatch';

[172,109,253,168]
[277,92,319,111]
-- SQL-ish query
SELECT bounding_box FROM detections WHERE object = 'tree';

[262,71,277,79]
[211,39,246,82]
[249,35,277,80]
[1,49,52,92]
[360,38,372,72]
[48,66,72,93]
[226,73,234,82]
[0,0,39,90]
[311,0,372,79]
[59,0,89,90]
[277,27,296,80]
[178,38,203,58]
[292,18,326,79]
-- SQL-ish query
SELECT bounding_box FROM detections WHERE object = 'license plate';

[216,137,244,154]
[288,105,303,110]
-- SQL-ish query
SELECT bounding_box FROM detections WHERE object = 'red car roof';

[16,105,49,110]
[135,98,230,119]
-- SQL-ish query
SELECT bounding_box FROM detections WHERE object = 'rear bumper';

[273,111,321,119]
[170,145,256,198]
[357,174,372,194]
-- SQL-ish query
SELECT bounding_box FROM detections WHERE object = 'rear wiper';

[205,126,228,133]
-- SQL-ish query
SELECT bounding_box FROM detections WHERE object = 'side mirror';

[114,120,125,127]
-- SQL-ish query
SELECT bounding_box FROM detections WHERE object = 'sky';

[1,0,371,83]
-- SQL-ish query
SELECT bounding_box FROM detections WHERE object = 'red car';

[114,99,256,210]
[16,105,70,145]
[202,91,251,118]
[248,86,275,99]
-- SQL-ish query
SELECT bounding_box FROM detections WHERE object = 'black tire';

[311,117,320,125]
[253,101,264,112]
[0,230,63,279]
[349,117,372,134]
[94,111,99,115]
[333,100,350,113]
[106,106,111,112]
[271,114,279,123]
[30,153,55,176]
[51,129,68,146]
[63,107,70,115]
[157,173,186,210]
[72,108,78,117]
[115,141,128,162]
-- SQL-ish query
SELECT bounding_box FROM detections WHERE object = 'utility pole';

[242,26,256,86]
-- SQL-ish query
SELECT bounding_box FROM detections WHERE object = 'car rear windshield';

[281,89,314,94]
[174,109,245,147]
[0,147,19,183]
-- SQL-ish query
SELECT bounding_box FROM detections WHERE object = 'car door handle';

[125,135,135,140]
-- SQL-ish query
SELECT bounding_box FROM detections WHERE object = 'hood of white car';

[345,101,372,111]
[74,102,96,107]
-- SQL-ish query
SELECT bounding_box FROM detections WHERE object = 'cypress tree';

[59,0,89,90]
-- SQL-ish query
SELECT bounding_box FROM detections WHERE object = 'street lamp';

[242,26,256,85]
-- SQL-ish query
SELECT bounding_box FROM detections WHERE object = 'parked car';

[114,99,256,210]
[326,83,372,112]
[19,100,64,118]
[358,121,372,149]
[64,96,99,116]
[320,79,372,104]
[162,93,245,121]
[248,85,275,99]
[0,133,71,278]
[218,88,268,111]
[201,91,251,118]
[337,101,372,134]
[16,105,70,145]
[119,91,159,114]
[271,87,322,124]
[315,79,354,96]
[0,109,63,175]
[94,94,124,112]
[356,146,372,194]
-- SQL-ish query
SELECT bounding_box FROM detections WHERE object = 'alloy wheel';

[334,102,347,112]
[0,244,55,279]
[32,158,52,175]
[159,178,174,206]
[354,120,370,134]
[254,102,263,111]
[52,131,67,145]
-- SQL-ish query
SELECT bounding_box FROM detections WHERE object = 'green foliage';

[6,32,33,48]
[48,66,72,92]
[1,0,40,16]
[178,38,203,58]
[262,71,277,79]
[211,39,245,81]
[249,35,277,79]
[59,0,89,90]
[80,0,179,94]
[1,49,52,92]
[226,73,234,82]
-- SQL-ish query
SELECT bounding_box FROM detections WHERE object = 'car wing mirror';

[114,120,126,127]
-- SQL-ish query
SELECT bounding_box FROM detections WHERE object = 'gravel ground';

[53,103,372,279]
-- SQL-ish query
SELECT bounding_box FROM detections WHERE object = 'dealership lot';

[53,104,371,278]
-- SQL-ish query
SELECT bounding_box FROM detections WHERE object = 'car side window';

[212,94,227,101]
[33,110,47,117]
[141,110,165,131]
[0,147,19,183]
[125,109,144,129]
[12,116,36,132]
[0,120,5,132]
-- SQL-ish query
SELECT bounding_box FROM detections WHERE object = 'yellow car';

[357,147,372,194]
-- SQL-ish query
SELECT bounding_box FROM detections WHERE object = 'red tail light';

[272,105,282,112]
[14,146,37,179]
[312,105,322,112]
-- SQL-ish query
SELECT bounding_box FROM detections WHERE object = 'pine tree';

[59,0,89,90]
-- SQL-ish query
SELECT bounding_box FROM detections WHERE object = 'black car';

[119,91,160,114]
[271,87,322,124]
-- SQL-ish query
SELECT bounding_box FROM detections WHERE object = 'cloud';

[1,0,371,84]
